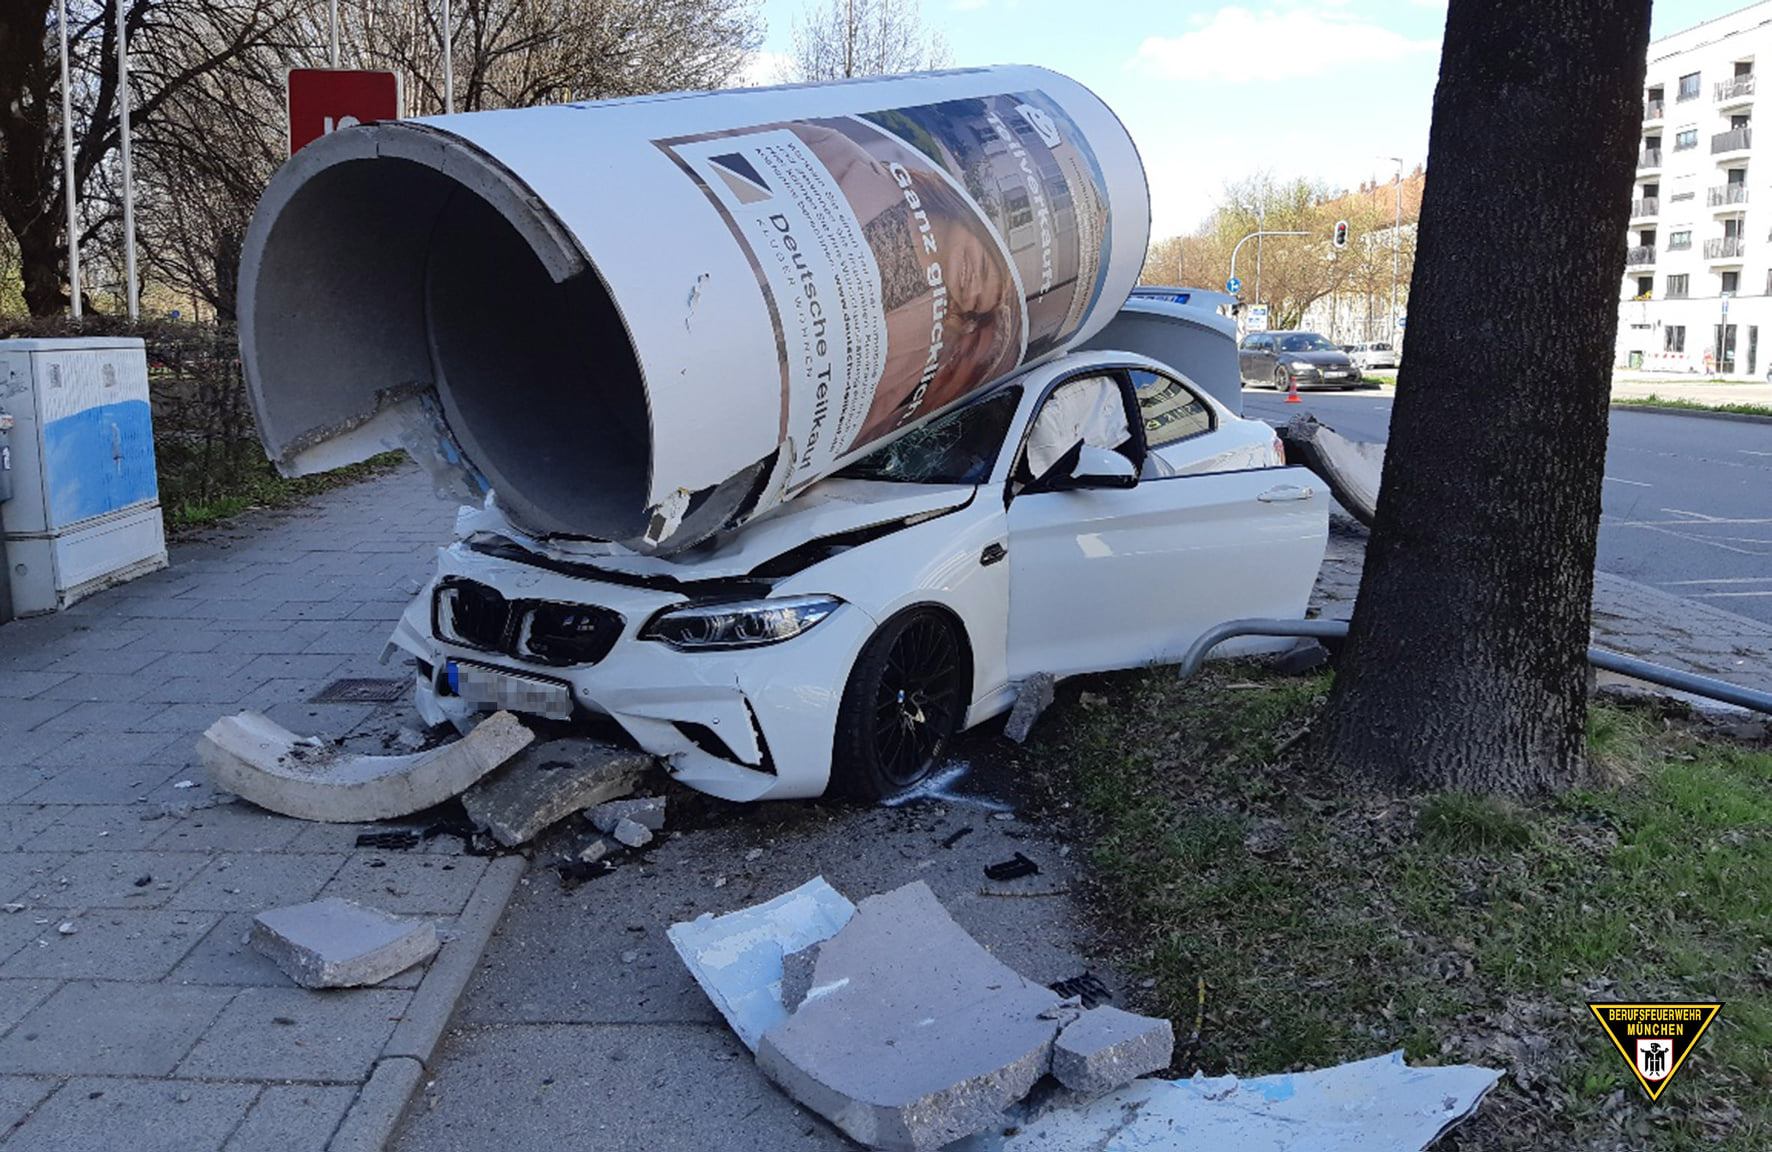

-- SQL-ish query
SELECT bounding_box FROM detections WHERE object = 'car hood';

[1283,351,1355,367]
[455,479,977,582]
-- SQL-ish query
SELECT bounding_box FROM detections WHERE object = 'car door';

[1004,373,1327,679]
[1237,335,1266,384]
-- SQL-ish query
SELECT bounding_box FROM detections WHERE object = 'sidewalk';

[1608,371,1772,408]
[0,463,521,1151]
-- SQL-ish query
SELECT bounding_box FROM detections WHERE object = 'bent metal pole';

[238,67,1149,554]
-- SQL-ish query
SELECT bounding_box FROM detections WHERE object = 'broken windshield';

[837,387,1021,485]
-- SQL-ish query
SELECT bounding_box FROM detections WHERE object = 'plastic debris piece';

[1049,972,1114,1010]
[941,827,974,849]
[984,853,1041,881]
[356,831,422,850]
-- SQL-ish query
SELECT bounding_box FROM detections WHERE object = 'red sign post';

[287,69,402,155]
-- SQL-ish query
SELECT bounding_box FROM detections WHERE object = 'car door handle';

[980,542,1007,566]
[1257,484,1315,503]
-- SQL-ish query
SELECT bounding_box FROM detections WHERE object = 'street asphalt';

[0,430,1767,1149]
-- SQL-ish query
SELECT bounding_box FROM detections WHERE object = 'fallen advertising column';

[239,67,1149,553]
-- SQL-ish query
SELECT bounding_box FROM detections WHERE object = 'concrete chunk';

[587,796,667,834]
[612,818,653,848]
[200,710,533,823]
[251,897,439,988]
[756,880,1067,1151]
[1003,673,1056,744]
[1052,1004,1175,1095]
[461,738,651,846]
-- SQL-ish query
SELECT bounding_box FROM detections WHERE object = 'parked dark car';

[1239,331,1363,390]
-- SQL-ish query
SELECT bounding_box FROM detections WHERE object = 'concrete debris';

[2,903,24,914]
[668,876,857,1051]
[1272,639,1330,676]
[587,796,668,835]
[576,835,624,864]
[984,853,1040,881]
[612,818,654,848]
[461,738,650,847]
[989,1050,1503,1151]
[199,710,534,823]
[1051,1005,1175,1096]
[56,921,77,936]
[1276,414,1385,528]
[754,881,1069,1151]
[251,896,439,988]
[1003,673,1056,744]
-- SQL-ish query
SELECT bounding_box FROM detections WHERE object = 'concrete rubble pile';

[672,877,1502,1152]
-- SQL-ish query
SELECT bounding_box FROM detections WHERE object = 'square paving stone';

[21,850,210,910]
[224,1084,356,1151]
[149,804,307,853]
[0,909,218,981]
[319,854,489,916]
[0,980,236,1075]
[0,980,59,1034]
[170,912,407,989]
[171,854,349,913]
[176,985,411,1082]
[0,853,77,908]
[17,763,185,806]
[6,1075,259,1152]
[22,805,174,852]
[0,1075,57,1133]
[17,728,186,770]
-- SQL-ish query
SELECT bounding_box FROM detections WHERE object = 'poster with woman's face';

[657,89,1114,481]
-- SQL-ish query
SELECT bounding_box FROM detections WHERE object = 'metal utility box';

[0,337,168,618]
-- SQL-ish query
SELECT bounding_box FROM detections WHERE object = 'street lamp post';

[57,0,80,318]
[1388,156,1404,345]
[1228,228,1309,321]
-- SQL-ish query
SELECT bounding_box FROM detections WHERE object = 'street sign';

[1226,276,1242,294]
[1397,314,1407,329]
[288,69,402,155]
[1246,304,1269,332]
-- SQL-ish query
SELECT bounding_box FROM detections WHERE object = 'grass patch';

[161,450,409,531]
[1616,394,1772,418]
[1034,667,1772,1149]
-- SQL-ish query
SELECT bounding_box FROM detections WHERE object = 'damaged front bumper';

[383,544,876,801]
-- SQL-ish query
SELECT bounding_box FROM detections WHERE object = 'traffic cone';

[1285,377,1302,403]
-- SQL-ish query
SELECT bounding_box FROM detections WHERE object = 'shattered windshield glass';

[837,387,1021,485]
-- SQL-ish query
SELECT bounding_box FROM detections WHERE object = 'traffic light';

[1333,220,1349,248]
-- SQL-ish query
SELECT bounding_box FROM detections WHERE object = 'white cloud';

[950,0,992,10]
[1132,6,1438,83]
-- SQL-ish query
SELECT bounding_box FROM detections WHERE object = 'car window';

[1129,369,1214,447]
[837,387,1021,485]
[1277,333,1337,353]
[1372,343,1393,351]
[1023,374,1131,479]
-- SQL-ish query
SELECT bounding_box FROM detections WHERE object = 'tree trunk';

[1313,0,1650,794]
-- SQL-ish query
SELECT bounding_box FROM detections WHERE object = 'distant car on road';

[1240,331,1363,390]
[1344,341,1400,371]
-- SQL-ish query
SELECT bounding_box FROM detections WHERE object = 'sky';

[740,0,1758,239]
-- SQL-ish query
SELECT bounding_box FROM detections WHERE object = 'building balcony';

[1704,236,1746,260]
[1711,126,1752,154]
[1640,147,1663,169]
[1626,245,1656,266]
[1631,196,1660,217]
[1716,75,1756,105]
[1645,98,1666,121]
[1709,184,1750,207]
[1668,235,1692,250]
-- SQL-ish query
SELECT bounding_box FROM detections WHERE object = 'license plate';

[443,660,574,720]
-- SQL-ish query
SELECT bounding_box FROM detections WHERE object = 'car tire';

[1273,366,1289,391]
[831,608,967,802]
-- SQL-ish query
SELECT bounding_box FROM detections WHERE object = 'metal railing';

[1704,235,1746,259]
[1626,245,1657,266]
[1667,234,1692,250]
[1640,147,1663,168]
[1632,196,1660,216]
[1645,98,1665,120]
[1709,184,1750,206]
[1712,126,1752,153]
[1667,283,1689,298]
[1716,74,1756,102]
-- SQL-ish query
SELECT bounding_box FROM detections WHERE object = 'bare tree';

[1312,0,1651,794]
[783,0,948,82]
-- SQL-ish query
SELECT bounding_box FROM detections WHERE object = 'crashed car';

[384,348,1328,803]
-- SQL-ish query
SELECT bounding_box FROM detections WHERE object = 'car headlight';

[641,595,842,650]
[1290,360,1316,371]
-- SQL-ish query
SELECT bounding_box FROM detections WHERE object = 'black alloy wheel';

[832,609,966,801]
[1273,365,1290,391]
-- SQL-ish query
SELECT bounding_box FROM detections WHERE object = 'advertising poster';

[659,90,1115,483]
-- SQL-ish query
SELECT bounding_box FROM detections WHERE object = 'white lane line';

[1601,519,1765,555]
[1608,516,1772,526]
[1741,449,1772,457]
[1604,476,1652,487]
[1666,576,1772,585]
[1695,591,1772,598]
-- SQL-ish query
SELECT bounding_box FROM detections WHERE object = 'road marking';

[1741,449,1772,457]
[1694,591,1772,598]
[1666,577,1772,585]
[1602,518,1768,555]
[1604,476,1652,487]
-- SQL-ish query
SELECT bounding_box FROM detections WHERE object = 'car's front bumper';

[383,544,878,801]
[1286,367,1363,389]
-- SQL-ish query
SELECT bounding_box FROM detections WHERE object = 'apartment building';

[1619,2,1772,377]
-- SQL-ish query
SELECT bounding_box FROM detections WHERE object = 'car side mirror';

[1066,444,1138,489]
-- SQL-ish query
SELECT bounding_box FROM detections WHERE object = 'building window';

[1636,275,1654,297]
[1671,190,1696,201]
[1668,273,1690,297]
[1722,270,1741,294]
[1669,230,1692,250]
[1679,72,1702,101]
[1666,325,1686,353]
[1675,127,1699,150]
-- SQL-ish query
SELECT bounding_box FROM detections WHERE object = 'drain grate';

[310,677,410,704]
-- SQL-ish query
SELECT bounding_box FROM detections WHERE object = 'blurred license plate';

[443,660,574,720]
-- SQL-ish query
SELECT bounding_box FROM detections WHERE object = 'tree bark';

[1313,0,1650,794]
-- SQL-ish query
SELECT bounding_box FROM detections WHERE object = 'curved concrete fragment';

[199,710,533,822]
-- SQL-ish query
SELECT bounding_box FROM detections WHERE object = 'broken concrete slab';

[200,710,533,823]
[991,1049,1502,1151]
[461,738,651,847]
[251,897,439,988]
[755,880,1068,1151]
[587,796,667,835]
[1276,414,1385,528]
[612,818,653,848]
[668,877,857,1052]
[1051,1004,1174,1096]
[1003,673,1056,744]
